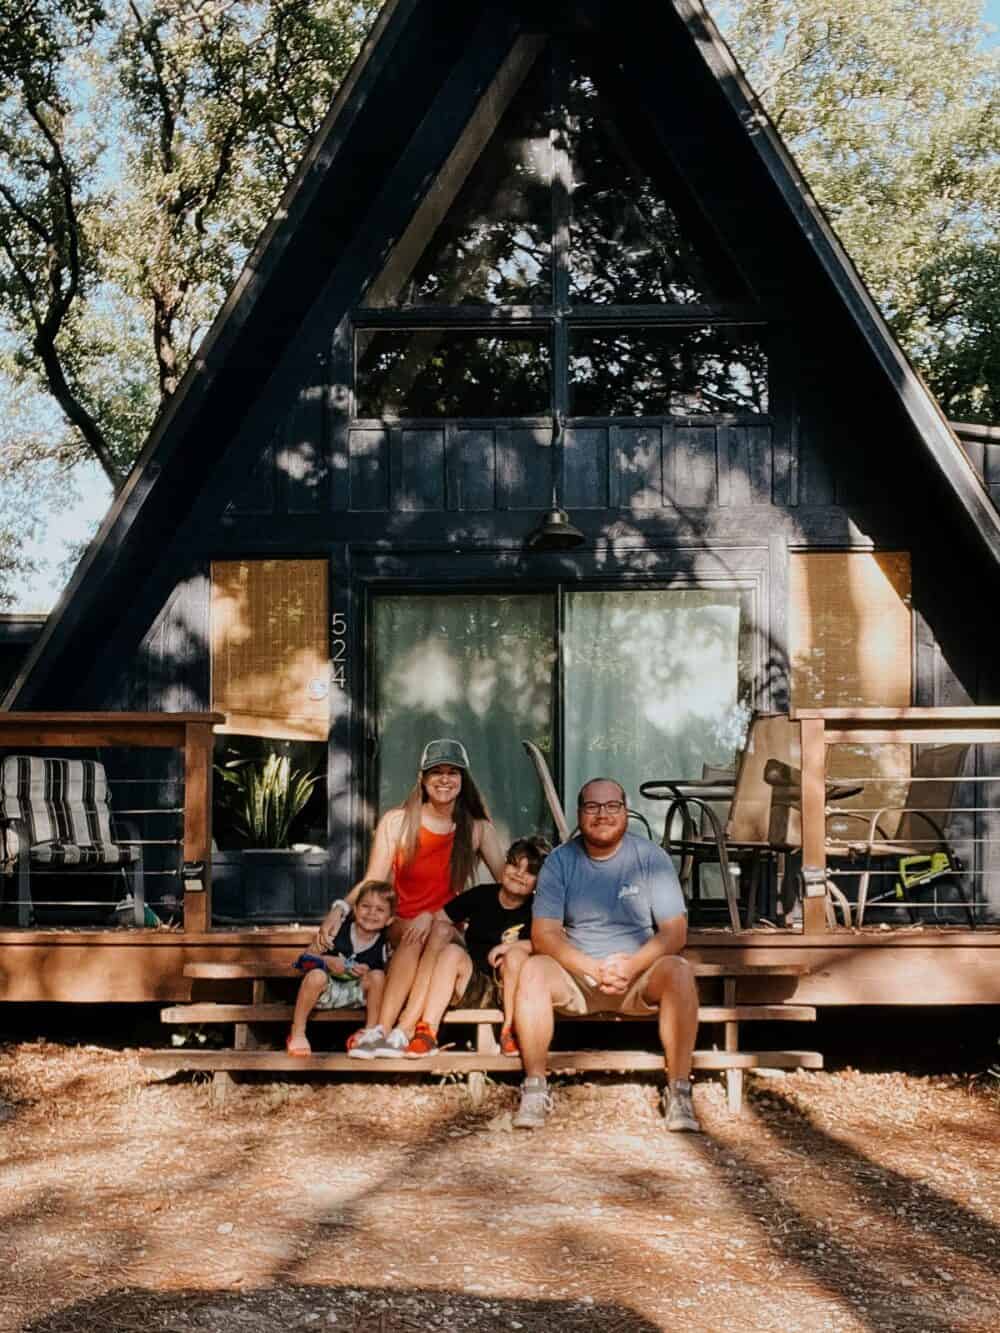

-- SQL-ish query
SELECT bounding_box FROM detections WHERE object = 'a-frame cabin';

[4,0,1000,1005]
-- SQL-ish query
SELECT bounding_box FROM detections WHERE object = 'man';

[512,778,700,1132]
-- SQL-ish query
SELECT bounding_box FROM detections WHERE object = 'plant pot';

[211,848,330,924]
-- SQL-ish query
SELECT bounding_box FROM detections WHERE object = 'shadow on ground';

[23,1283,659,1332]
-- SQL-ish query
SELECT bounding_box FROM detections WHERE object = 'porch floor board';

[138,1047,826,1076]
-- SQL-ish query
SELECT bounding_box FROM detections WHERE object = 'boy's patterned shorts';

[315,975,366,1010]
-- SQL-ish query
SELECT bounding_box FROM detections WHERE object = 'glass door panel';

[562,588,751,838]
[373,593,557,852]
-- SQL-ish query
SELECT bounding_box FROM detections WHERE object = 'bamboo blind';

[790,551,912,820]
[211,559,330,741]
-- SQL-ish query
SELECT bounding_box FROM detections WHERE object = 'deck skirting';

[2,928,1000,1004]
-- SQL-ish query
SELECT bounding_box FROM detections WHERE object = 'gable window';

[354,39,767,424]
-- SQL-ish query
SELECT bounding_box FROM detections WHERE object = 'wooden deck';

[3,926,1000,1005]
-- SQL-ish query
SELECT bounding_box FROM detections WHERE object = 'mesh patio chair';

[0,754,145,927]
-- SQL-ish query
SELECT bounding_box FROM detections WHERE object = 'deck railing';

[794,707,1000,933]
[0,712,223,932]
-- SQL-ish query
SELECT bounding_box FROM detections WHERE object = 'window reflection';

[356,330,551,418]
[570,327,768,417]
[567,59,745,305]
[390,60,552,306]
[373,593,557,847]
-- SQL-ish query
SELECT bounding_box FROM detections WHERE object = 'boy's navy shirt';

[328,915,389,971]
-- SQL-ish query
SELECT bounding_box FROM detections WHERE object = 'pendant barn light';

[527,412,585,550]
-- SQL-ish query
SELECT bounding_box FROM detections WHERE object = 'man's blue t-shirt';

[532,832,686,958]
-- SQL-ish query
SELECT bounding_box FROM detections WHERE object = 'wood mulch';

[1,1040,1000,1332]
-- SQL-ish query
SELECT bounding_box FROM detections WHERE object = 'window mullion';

[551,38,571,425]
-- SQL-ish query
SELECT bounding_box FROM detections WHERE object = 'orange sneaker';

[499,1027,520,1057]
[404,1021,439,1058]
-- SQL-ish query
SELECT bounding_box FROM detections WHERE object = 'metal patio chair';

[520,740,653,844]
[0,754,145,927]
[644,713,861,931]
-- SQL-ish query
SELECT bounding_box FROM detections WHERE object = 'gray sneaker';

[346,1025,385,1060]
[371,1026,409,1059]
[663,1079,701,1133]
[513,1078,553,1130]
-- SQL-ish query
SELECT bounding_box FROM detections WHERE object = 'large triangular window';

[355,41,766,420]
[566,56,746,306]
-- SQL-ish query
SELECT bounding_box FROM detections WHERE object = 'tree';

[0,0,379,603]
[711,0,1000,420]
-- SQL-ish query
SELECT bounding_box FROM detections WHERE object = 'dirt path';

[2,1044,999,1332]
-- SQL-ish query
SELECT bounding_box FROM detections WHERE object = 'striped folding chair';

[0,755,144,927]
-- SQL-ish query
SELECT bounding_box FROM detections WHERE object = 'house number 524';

[331,612,348,688]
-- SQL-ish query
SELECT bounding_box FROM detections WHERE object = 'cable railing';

[794,707,1000,933]
[0,712,222,931]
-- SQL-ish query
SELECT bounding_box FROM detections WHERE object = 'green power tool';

[894,851,960,898]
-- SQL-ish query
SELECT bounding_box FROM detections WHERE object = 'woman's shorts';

[315,975,366,1010]
[454,965,501,1009]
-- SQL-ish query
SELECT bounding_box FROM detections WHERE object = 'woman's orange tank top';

[393,823,456,919]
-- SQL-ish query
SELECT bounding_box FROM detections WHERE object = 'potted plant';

[211,750,328,923]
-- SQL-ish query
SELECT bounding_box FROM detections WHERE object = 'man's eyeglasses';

[579,800,625,816]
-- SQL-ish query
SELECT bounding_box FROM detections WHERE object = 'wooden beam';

[158,1002,816,1025]
[178,959,812,981]
[799,715,828,934]
[5,931,1000,1004]
[182,721,215,931]
[139,1048,825,1075]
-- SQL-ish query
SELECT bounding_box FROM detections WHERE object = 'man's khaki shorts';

[550,960,662,1016]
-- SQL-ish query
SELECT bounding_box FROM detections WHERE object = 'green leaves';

[714,0,1000,421]
[215,751,320,849]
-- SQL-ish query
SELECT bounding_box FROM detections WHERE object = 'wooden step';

[160,1002,817,1026]
[182,960,810,981]
[139,1047,824,1076]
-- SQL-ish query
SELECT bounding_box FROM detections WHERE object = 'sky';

[5,0,1000,613]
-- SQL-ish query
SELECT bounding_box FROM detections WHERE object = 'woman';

[311,737,505,1058]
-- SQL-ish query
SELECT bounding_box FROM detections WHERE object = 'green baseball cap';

[419,738,470,771]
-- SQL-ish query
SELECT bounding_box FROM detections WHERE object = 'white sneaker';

[512,1078,553,1129]
[663,1079,701,1133]
[371,1026,409,1058]
[346,1025,384,1060]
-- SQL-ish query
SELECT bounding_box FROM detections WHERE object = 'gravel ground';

[2,1041,1000,1332]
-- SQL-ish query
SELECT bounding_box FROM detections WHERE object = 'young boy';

[401,836,551,1059]
[286,880,395,1056]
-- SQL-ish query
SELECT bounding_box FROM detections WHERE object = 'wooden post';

[723,976,743,1114]
[183,721,215,932]
[468,1018,500,1104]
[799,717,828,934]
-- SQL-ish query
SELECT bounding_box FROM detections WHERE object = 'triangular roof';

[8,0,1000,709]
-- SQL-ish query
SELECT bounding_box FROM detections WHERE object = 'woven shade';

[790,551,912,824]
[211,560,329,741]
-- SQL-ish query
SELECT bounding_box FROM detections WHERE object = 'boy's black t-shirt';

[444,883,532,968]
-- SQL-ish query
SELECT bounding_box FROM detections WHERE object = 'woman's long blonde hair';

[397,767,491,895]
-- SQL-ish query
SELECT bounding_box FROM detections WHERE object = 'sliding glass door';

[373,594,556,846]
[372,584,753,855]
[563,588,749,830]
